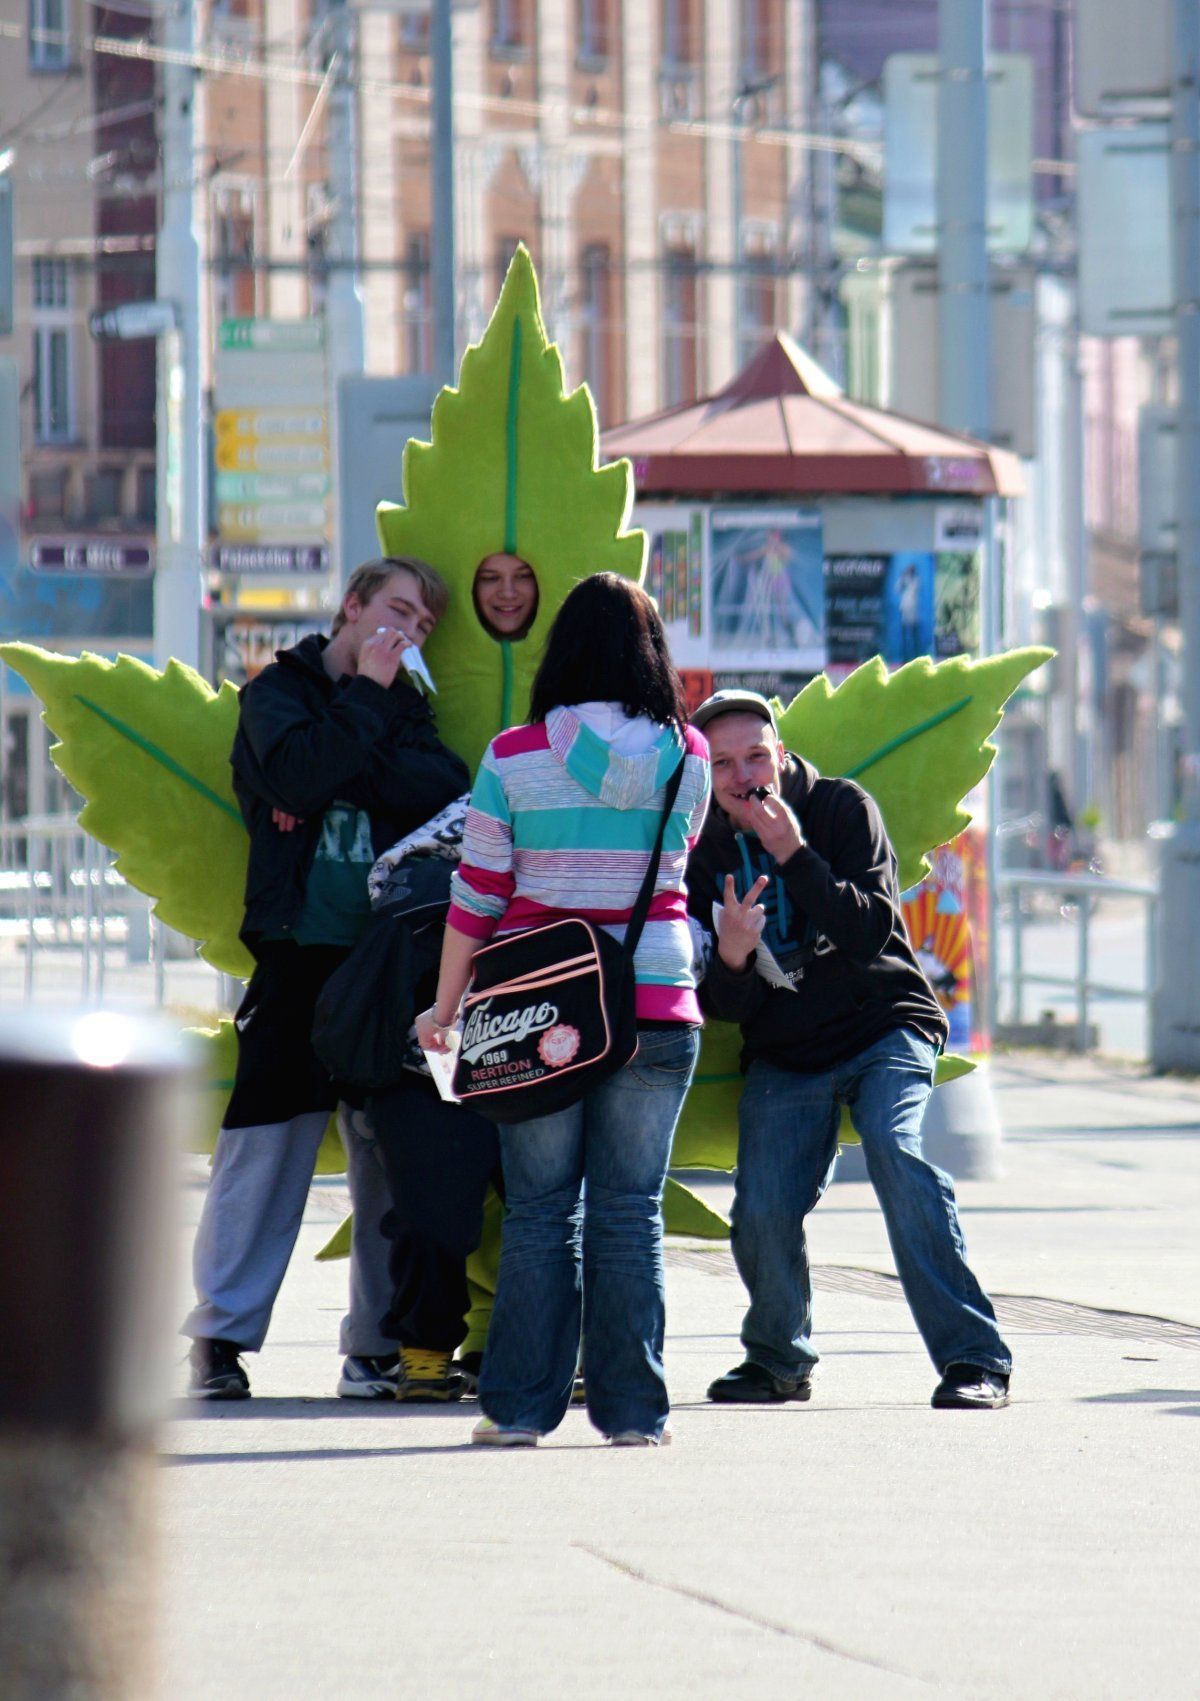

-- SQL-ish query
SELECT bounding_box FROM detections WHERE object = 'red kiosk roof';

[601,333,1025,500]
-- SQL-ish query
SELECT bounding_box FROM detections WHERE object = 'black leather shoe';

[707,1361,813,1403]
[931,1363,1010,1410]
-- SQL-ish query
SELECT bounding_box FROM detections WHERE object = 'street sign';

[883,53,1034,255]
[1077,125,1172,336]
[842,261,1036,455]
[215,471,331,503]
[213,320,331,555]
[29,539,154,574]
[215,438,329,473]
[218,502,330,539]
[337,374,440,580]
[218,318,324,352]
[1139,405,1177,556]
[215,408,326,440]
[1075,0,1172,116]
[209,543,330,575]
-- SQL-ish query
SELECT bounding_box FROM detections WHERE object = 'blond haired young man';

[184,558,469,1399]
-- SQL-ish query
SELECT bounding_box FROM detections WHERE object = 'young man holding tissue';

[185,557,470,1399]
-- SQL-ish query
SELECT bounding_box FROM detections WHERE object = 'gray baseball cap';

[690,688,779,736]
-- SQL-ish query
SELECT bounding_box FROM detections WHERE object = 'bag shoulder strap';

[622,751,687,962]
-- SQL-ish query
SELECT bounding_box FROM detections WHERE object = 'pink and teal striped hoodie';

[449,704,712,1023]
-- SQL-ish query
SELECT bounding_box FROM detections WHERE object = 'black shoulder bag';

[450,757,685,1123]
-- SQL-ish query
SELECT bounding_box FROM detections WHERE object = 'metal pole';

[1011,892,1024,1025]
[1152,0,1200,1069]
[1174,0,1200,825]
[0,1010,190,1699]
[154,0,204,671]
[431,0,457,388]
[1076,892,1090,1052]
[731,92,746,367]
[936,0,991,439]
[325,0,366,584]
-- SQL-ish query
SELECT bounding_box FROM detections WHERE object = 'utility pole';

[936,0,990,439]
[431,0,456,388]
[154,0,204,672]
[325,0,366,582]
[1152,0,1200,1068]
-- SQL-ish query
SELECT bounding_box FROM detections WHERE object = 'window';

[403,232,433,376]
[737,241,778,367]
[399,8,430,49]
[32,258,74,444]
[577,0,612,65]
[661,246,700,408]
[494,235,522,299]
[661,0,696,67]
[29,0,69,70]
[740,0,780,82]
[214,200,257,321]
[579,244,612,424]
[491,0,531,54]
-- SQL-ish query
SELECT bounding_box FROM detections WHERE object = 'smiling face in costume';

[473,553,539,640]
[706,710,787,831]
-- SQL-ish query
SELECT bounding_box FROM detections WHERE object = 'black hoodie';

[687,753,947,1074]
[230,633,469,946]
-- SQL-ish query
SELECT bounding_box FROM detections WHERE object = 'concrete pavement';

[162,1055,1200,1700]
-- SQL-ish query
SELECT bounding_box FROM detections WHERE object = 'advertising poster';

[881,551,936,664]
[901,827,991,1054]
[933,503,983,658]
[709,508,825,669]
[824,554,888,663]
[646,520,701,630]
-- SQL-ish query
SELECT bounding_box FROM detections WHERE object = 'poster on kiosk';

[639,500,990,1054]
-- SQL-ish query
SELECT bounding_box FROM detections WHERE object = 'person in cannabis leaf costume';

[183,557,469,1400]
[0,248,1051,1413]
[686,689,1012,1411]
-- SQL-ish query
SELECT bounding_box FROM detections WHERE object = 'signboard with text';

[214,319,331,562]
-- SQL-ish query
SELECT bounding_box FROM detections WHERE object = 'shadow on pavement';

[1079,1387,1200,1414]
[170,1397,473,1421]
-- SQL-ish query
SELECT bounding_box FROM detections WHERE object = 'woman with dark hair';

[417,572,711,1447]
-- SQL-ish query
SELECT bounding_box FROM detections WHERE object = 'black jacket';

[230,633,469,945]
[687,754,948,1074]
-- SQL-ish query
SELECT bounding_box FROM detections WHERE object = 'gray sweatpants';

[183,1106,396,1357]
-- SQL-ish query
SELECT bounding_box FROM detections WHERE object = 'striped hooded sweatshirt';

[449,704,712,1023]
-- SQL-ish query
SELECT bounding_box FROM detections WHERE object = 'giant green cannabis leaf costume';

[0,247,1049,1258]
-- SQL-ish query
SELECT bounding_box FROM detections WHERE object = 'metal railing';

[0,814,231,1009]
[996,869,1159,1052]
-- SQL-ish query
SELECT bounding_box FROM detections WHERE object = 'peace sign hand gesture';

[717,872,769,971]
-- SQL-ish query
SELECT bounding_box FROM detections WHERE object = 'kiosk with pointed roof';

[602,336,1026,1179]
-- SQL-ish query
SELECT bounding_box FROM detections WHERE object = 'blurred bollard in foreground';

[0,1009,194,1701]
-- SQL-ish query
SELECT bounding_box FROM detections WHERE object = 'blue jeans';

[733,1027,1011,1379]
[479,1026,700,1438]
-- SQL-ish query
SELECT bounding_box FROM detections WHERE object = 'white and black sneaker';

[337,1353,401,1399]
[188,1337,250,1400]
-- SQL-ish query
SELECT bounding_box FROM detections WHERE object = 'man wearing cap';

[687,689,1011,1410]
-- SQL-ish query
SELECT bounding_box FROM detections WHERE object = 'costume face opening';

[473,553,540,642]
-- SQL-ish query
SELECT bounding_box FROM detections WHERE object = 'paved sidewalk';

[162,1056,1200,1700]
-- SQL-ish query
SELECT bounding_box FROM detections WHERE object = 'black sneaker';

[188,1337,250,1400]
[707,1361,812,1403]
[931,1363,1010,1410]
